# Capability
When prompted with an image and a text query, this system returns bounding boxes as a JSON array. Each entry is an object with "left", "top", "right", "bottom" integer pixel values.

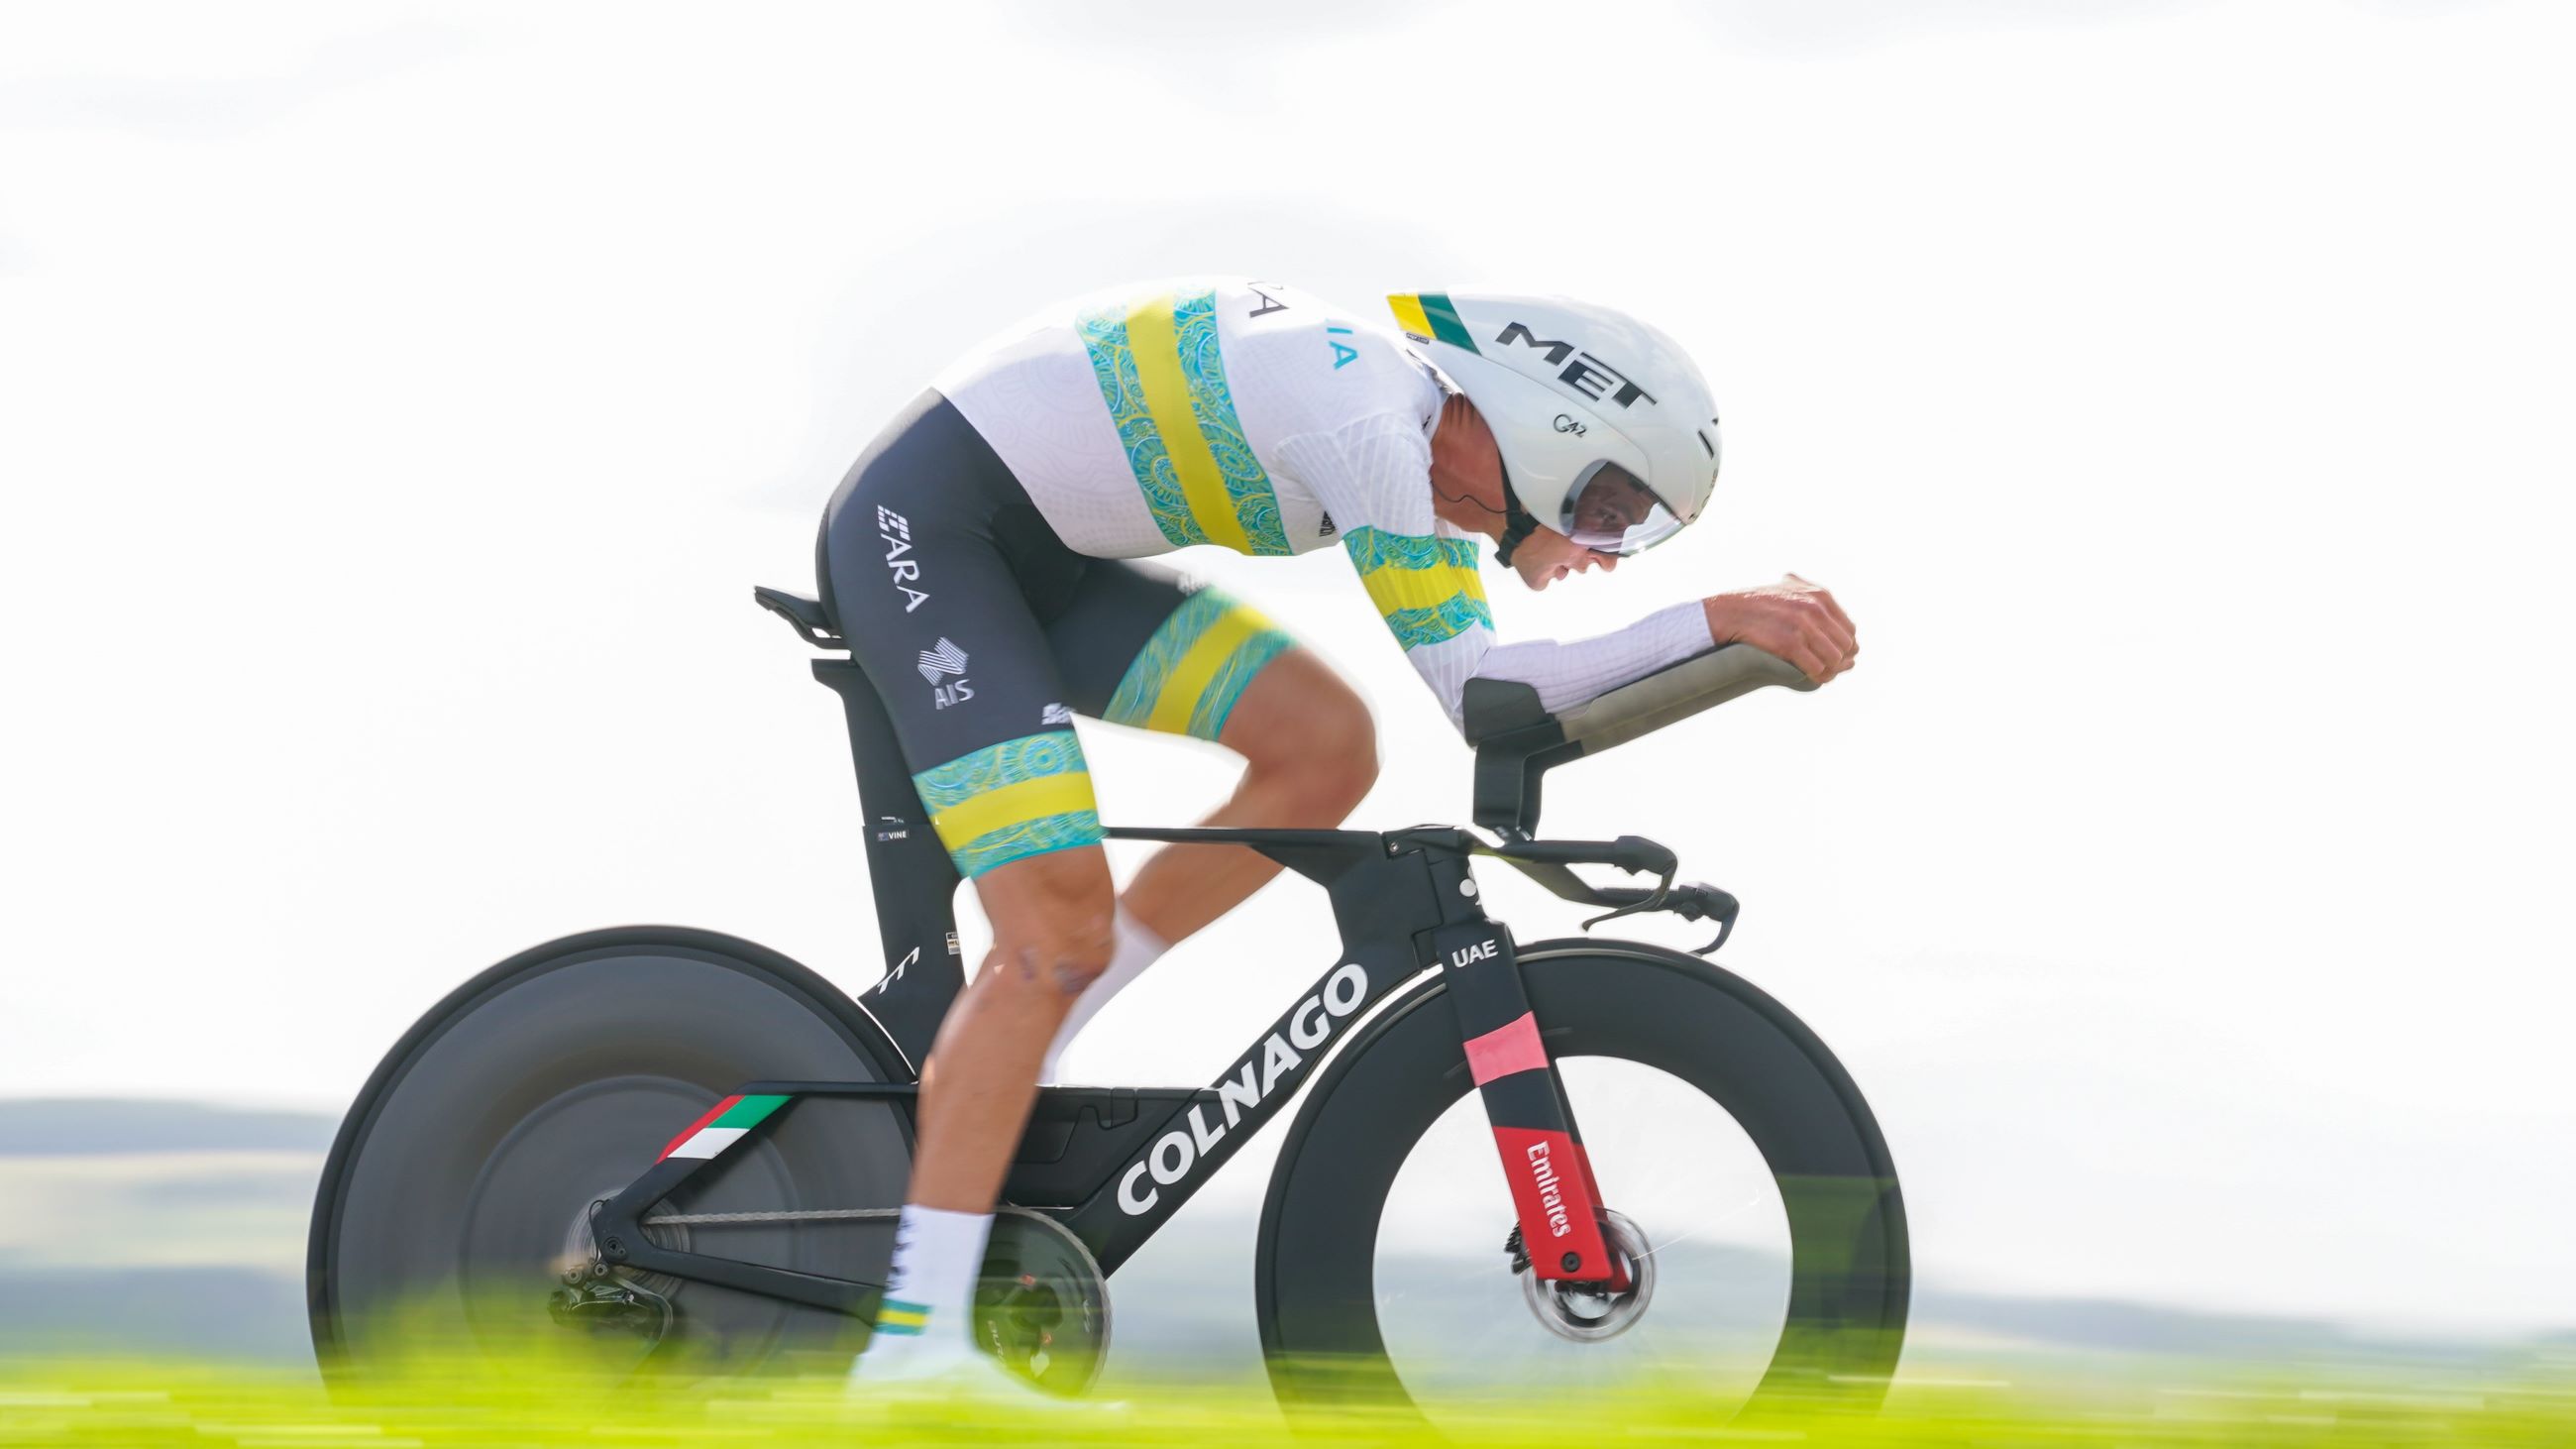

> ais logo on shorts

[{"left": 916, "top": 638, "right": 973, "bottom": 710}]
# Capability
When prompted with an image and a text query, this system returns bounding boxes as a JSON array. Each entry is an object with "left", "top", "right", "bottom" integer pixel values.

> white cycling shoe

[{"left": 844, "top": 1335, "right": 1119, "bottom": 1412}]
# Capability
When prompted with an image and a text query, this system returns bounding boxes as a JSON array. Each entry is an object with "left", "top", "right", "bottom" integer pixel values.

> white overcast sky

[{"left": 3, "top": 0, "right": 2570, "bottom": 1338}]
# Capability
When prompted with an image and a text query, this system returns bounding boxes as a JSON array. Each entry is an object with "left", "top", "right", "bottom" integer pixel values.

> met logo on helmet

[
  {"left": 1394, "top": 288, "right": 1720, "bottom": 554},
  {"left": 1493, "top": 321, "right": 1660, "bottom": 410}
]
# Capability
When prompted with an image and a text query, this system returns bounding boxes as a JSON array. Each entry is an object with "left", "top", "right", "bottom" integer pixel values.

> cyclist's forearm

[{"left": 1463, "top": 600, "right": 1711, "bottom": 718}]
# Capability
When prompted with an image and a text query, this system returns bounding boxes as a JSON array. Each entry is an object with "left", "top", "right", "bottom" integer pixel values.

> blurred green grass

[{"left": 2, "top": 1352, "right": 2570, "bottom": 1447}]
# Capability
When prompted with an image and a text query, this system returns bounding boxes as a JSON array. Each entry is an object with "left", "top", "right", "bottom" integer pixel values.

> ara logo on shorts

[
  {"left": 877, "top": 506, "right": 929, "bottom": 613},
  {"left": 1117, "top": 962, "right": 1369, "bottom": 1216},
  {"left": 917, "top": 638, "right": 974, "bottom": 710}
]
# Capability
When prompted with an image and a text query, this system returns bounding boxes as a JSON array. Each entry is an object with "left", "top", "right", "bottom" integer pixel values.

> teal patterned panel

[
  {"left": 1382, "top": 592, "right": 1495, "bottom": 649},
  {"left": 1101, "top": 590, "right": 1295, "bottom": 741},
  {"left": 1342, "top": 526, "right": 1479, "bottom": 574},
  {"left": 1171, "top": 289, "right": 1292, "bottom": 556},
  {"left": 1189, "top": 628, "right": 1294, "bottom": 739},
  {"left": 912, "top": 731, "right": 1105, "bottom": 878},
  {"left": 1103, "top": 590, "right": 1232, "bottom": 728},
  {"left": 947, "top": 810, "right": 1105, "bottom": 879},
  {"left": 1077, "top": 306, "right": 1205, "bottom": 549},
  {"left": 911, "top": 731, "right": 1085, "bottom": 809}
]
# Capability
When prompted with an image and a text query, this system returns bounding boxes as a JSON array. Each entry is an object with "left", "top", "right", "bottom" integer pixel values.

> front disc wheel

[{"left": 1258, "top": 942, "right": 1908, "bottom": 1433}]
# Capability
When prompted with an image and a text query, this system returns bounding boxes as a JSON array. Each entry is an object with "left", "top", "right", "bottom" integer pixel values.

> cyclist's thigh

[
  {"left": 1044, "top": 564, "right": 1303, "bottom": 744},
  {"left": 818, "top": 392, "right": 1102, "bottom": 881}
]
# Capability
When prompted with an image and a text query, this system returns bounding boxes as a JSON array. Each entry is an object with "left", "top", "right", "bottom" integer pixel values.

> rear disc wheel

[{"left": 308, "top": 928, "right": 912, "bottom": 1385}]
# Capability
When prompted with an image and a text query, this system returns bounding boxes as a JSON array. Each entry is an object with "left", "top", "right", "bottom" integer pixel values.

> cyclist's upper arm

[
  {"left": 1283, "top": 411, "right": 1719, "bottom": 733},
  {"left": 1280, "top": 414, "right": 1498, "bottom": 731}
]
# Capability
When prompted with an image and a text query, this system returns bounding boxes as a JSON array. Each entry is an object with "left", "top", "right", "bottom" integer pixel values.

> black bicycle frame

[
  {"left": 597, "top": 825, "right": 1492, "bottom": 1306},
  {"left": 587, "top": 630, "right": 1649, "bottom": 1319}
]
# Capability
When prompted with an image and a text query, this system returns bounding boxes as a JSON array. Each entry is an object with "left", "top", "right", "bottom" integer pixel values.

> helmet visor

[{"left": 1560, "top": 462, "right": 1684, "bottom": 555}]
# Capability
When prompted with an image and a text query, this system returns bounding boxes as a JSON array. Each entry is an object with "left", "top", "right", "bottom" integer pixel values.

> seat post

[{"left": 810, "top": 658, "right": 965, "bottom": 1069}]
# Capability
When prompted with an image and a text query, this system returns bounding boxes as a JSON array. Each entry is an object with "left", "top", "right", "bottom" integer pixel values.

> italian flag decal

[{"left": 657, "top": 1093, "right": 792, "bottom": 1161}]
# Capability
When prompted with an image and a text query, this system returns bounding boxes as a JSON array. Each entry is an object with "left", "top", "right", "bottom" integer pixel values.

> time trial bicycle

[{"left": 306, "top": 582, "right": 1908, "bottom": 1431}]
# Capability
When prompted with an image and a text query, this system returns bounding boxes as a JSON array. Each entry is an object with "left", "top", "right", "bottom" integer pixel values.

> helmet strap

[
  {"left": 1429, "top": 473, "right": 1544, "bottom": 565},
  {"left": 1504, "top": 492, "right": 1535, "bottom": 567},
  {"left": 1493, "top": 477, "right": 1545, "bottom": 568},
  {"left": 1426, "top": 403, "right": 1545, "bottom": 565}
]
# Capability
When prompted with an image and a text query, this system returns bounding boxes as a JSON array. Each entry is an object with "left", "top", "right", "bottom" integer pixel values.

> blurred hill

[
  {"left": 2, "top": 1099, "right": 2556, "bottom": 1378},
  {"left": 0, "top": 1098, "right": 338, "bottom": 1156}
]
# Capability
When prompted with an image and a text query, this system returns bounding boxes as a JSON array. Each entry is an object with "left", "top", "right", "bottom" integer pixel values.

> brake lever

[
  {"left": 1573, "top": 882, "right": 1743, "bottom": 952},
  {"left": 1577, "top": 860, "right": 1677, "bottom": 932},
  {"left": 1682, "top": 887, "right": 1742, "bottom": 955},
  {"left": 1465, "top": 835, "right": 1742, "bottom": 947}
]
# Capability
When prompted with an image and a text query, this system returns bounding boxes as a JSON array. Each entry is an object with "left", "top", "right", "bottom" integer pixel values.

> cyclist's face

[
  {"left": 1568, "top": 467, "right": 1659, "bottom": 541},
  {"left": 1509, "top": 525, "right": 1618, "bottom": 592}
]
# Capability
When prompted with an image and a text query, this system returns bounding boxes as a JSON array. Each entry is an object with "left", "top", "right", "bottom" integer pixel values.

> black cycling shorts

[{"left": 816, "top": 390, "right": 1295, "bottom": 879}]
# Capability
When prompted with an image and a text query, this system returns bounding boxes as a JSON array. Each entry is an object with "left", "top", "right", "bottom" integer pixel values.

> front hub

[{"left": 1520, "top": 1209, "right": 1657, "bottom": 1342}]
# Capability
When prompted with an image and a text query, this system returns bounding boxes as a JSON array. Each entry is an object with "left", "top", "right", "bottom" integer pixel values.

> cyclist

[{"left": 815, "top": 280, "right": 1858, "bottom": 1390}]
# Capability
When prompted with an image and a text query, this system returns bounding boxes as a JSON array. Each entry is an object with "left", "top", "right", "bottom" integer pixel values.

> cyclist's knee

[
  {"left": 973, "top": 847, "right": 1116, "bottom": 994},
  {"left": 1235, "top": 656, "right": 1378, "bottom": 815},
  {"left": 1300, "top": 697, "right": 1378, "bottom": 812},
  {"left": 986, "top": 844, "right": 1111, "bottom": 906}
]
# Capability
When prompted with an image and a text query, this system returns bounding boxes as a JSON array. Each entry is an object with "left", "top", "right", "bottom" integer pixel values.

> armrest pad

[
  {"left": 1553, "top": 644, "right": 1813, "bottom": 755},
  {"left": 1464, "top": 644, "right": 1811, "bottom": 835}
]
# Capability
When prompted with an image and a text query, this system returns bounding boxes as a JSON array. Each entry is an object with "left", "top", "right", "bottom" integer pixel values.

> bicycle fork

[{"left": 1430, "top": 920, "right": 1626, "bottom": 1285}]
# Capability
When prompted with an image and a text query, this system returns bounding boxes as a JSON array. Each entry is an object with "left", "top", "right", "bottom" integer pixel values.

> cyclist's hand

[{"left": 1702, "top": 575, "right": 1858, "bottom": 684}]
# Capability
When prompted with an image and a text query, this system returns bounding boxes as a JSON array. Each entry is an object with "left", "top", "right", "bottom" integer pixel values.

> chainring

[
  {"left": 578, "top": 1199, "right": 1109, "bottom": 1393},
  {"left": 972, "top": 1209, "right": 1113, "bottom": 1396}
]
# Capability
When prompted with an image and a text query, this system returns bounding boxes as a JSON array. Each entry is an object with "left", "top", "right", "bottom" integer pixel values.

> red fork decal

[
  {"left": 1491, "top": 1126, "right": 1613, "bottom": 1281},
  {"left": 1463, "top": 1011, "right": 1549, "bottom": 1084}
]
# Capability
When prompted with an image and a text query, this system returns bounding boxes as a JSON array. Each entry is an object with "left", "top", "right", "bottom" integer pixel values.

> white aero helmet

[{"left": 1388, "top": 290, "right": 1720, "bottom": 557}]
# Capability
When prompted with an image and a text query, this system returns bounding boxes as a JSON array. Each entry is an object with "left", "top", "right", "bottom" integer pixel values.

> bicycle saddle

[{"left": 753, "top": 586, "right": 843, "bottom": 649}]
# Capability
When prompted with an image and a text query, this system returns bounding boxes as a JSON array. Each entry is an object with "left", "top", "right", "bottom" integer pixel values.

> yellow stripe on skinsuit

[
  {"left": 1358, "top": 560, "right": 1485, "bottom": 620},
  {"left": 925, "top": 771, "right": 1099, "bottom": 856},
  {"left": 1388, "top": 292, "right": 1434, "bottom": 339},
  {"left": 1144, "top": 607, "right": 1272, "bottom": 736},
  {"left": 1125, "top": 296, "right": 1254, "bottom": 555}
]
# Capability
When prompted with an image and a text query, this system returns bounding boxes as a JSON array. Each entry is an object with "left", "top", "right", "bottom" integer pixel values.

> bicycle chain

[{"left": 642, "top": 1206, "right": 899, "bottom": 1226}]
